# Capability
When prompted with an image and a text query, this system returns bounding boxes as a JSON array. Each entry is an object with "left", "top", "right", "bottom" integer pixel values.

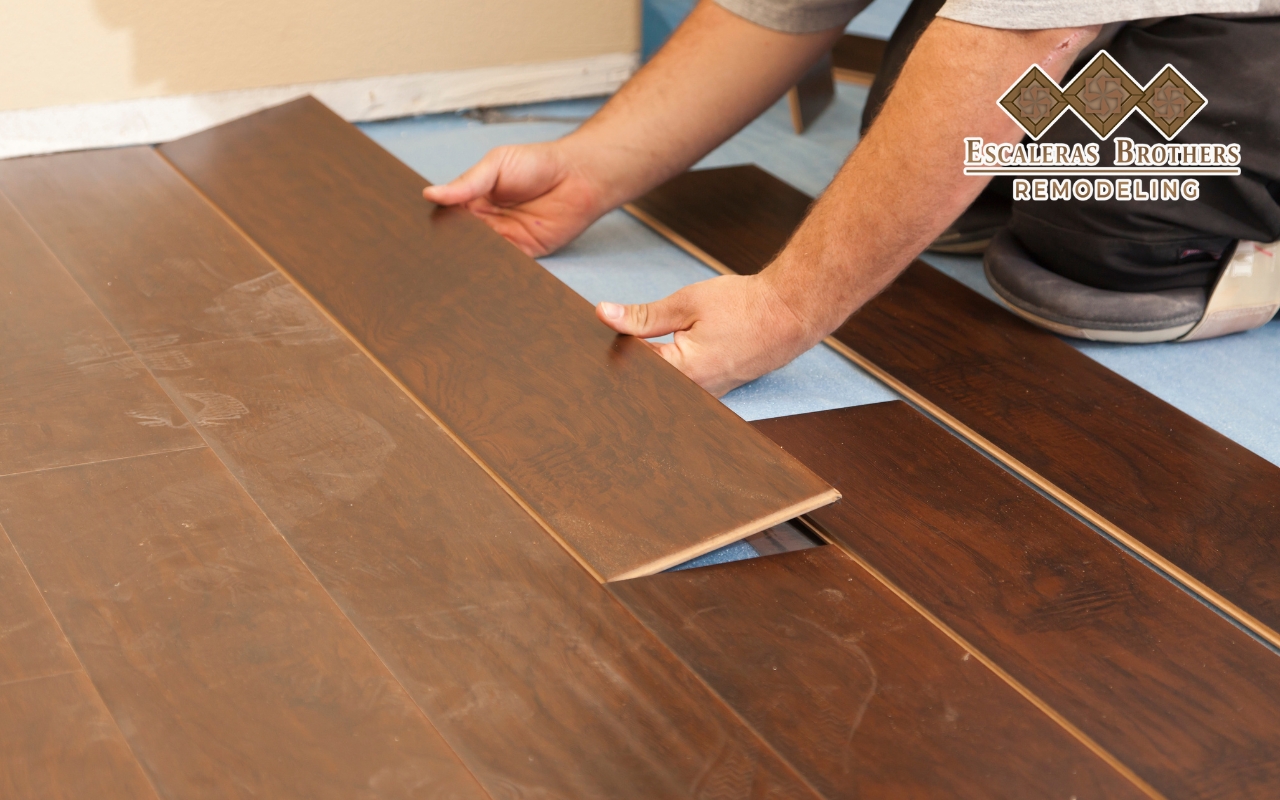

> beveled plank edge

[
  {"left": 154, "top": 148, "right": 613, "bottom": 585},
  {"left": 0, "top": 444, "right": 208, "bottom": 481},
  {"left": 623, "top": 201, "right": 1280, "bottom": 651},
  {"left": 789, "top": 517, "right": 1165, "bottom": 800},
  {"left": 609, "top": 487, "right": 840, "bottom": 581},
  {"left": 0, "top": 519, "right": 164, "bottom": 798}
]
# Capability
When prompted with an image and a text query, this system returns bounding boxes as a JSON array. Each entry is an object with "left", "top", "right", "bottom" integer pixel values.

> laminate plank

[
  {"left": 787, "top": 52, "right": 835, "bottom": 134},
  {"left": 0, "top": 523, "right": 79, "bottom": 685},
  {"left": 0, "top": 191, "right": 203, "bottom": 476},
  {"left": 756, "top": 402, "right": 1280, "bottom": 800},
  {"left": 0, "top": 447, "right": 488, "bottom": 800},
  {"left": 1, "top": 145, "right": 820, "bottom": 799},
  {"left": 155, "top": 97, "right": 837, "bottom": 582},
  {"left": 0, "top": 671, "right": 158, "bottom": 799},
  {"left": 626, "top": 164, "right": 1280, "bottom": 647},
  {"left": 611, "top": 546, "right": 1147, "bottom": 800},
  {"left": 831, "top": 34, "right": 886, "bottom": 85}
]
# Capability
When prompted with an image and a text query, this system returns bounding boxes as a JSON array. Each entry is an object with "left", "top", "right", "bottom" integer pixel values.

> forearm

[
  {"left": 762, "top": 18, "right": 1098, "bottom": 337},
  {"left": 565, "top": 0, "right": 844, "bottom": 210}
]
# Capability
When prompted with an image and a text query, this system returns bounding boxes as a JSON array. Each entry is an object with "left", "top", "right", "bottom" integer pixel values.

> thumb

[
  {"left": 422, "top": 153, "right": 502, "bottom": 206},
  {"left": 596, "top": 294, "right": 692, "bottom": 339}
]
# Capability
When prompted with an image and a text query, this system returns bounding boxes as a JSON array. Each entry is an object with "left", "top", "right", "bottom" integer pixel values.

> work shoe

[
  {"left": 985, "top": 230, "right": 1280, "bottom": 342},
  {"left": 984, "top": 229, "right": 1207, "bottom": 342}
]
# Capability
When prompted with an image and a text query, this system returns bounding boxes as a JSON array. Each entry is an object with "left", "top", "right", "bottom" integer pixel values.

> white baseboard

[{"left": 0, "top": 52, "right": 637, "bottom": 160}]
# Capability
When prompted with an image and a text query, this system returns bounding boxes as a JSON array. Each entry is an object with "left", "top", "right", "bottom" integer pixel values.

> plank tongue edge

[{"left": 608, "top": 487, "right": 841, "bottom": 581}]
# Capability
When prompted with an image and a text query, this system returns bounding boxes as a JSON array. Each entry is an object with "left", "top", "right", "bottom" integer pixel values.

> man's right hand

[{"left": 423, "top": 141, "right": 607, "bottom": 257}]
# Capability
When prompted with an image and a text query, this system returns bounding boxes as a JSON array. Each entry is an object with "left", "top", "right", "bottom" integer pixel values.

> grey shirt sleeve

[
  {"left": 715, "top": 0, "right": 1275, "bottom": 34},
  {"left": 936, "top": 0, "right": 1268, "bottom": 28},
  {"left": 713, "top": 0, "right": 873, "bottom": 33}
]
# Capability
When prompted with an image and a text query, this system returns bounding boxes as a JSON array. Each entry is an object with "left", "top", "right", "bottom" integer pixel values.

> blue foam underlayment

[{"left": 360, "top": 78, "right": 1279, "bottom": 571}]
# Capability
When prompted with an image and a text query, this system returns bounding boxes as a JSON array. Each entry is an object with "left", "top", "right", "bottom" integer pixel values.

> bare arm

[
  {"left": 423, "top": 0, "right": 843, "bottom": 256},
  {"left": 599, "top": 17, "right": 1100, "bottom": 394}
]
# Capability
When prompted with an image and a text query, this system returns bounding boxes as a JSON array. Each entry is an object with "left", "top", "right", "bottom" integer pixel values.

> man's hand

[
  {"left": 597, "top": 18, "right": 1099, "bottom": 395},
  {"left": 423, "top": 142, "right": 606, "bottom": 257},
  {"left": 594, "top": 273, "right": 818, "bottom": 397},
  {"left": 424, "top": 1, "right": 843, "bottom": 257}
]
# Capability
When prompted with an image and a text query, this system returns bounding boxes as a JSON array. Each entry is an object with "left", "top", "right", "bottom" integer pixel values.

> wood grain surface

[
  {"left": 0, "top": 447, "right": 488, "bottom": 800},
  {"left": 0, "top": 192, "right": 203, "bottom": 476},
  {"left": 0, "top": 671, "right": 158, "bottom": 799},
  {"left": 757, "top": 402, "right": 1280, "bottom": 800},
  {"left": 154, "top": 97, "right": 836, "bottom": 582},
  {"left": 787, "top": 52, "right": 835, "bottom": 134},
  {"left": 1, "top": 145, "right": 821, "bottom": 799},
  {"left": 611, "top": 546, "right": 1146, "bottom": 800},
  {"left": 626, "top": 164, "right": 1280, "bottom": 647},
  {"left": 0, "top": 524, "right": 79, "bottom": 685},
  {"left": 831, "top": 34, "right": 886, "bottom": 85}
]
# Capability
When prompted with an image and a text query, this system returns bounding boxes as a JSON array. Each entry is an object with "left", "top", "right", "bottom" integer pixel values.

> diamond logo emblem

[
  {"left": 1137, "top": 65, "right": 1206, "bottom": 139},
  {"left": 998, "top": 65, "right": 1068, "bottom": 139},
  {"left": 1063, "top": 52, "right": 1144, "bottom": 139}
]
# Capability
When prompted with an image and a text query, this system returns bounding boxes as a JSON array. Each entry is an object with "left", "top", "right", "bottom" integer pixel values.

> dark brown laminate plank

[
  {"left": 0, "top": 145, "right": 820, "bottom": 799},
  {"left": 611, "top": 546, "right": 1147, "bottom": 800},
  {"left": 787, "top": 52, "right": 835, "bottom": 134},
  {"left": 755, "top": 402, "right": 1280, "bottom": 800},
  {"left": 0, "top": 191, "right": 203, "bottom": 476},
  {"left": 831, "top": 34, "right": 886, "bottom": 84},
  {"left": 155, "top": 97, "right": 837, "bottom": 582},
  {"left": 626, "top": 164, "right": 1280, "bottom": 647},
  {"left": 0, "top": 671, "right": 158, "bottom": 799},
  {"left": 0, "top": 523, "right": 79, "bottom": 685},
  {"left": 0, "top": 447, "right": 488, "bottom": 800}
]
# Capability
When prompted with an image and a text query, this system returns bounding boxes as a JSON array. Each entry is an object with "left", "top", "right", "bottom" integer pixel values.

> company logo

[
  {"left": 968, "top": 51, "right": 1236, "bottom": 202},
  {"left": 999, "top": 52, "right": 1206, "bottom": 141}
]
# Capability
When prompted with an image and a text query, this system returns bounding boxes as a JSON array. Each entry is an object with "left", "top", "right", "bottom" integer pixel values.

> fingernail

[{"left": 600, "top": 302, "right": 624, "bottom": 321}]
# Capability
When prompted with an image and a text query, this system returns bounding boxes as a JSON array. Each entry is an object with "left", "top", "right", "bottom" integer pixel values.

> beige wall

[{"left": 0, "top": 0, "right": 638, "bottom": 112}]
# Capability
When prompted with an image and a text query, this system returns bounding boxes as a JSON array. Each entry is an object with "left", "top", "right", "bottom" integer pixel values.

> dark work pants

[{"left": 865, "top": 5, "right": 1280, "bottom": 292}]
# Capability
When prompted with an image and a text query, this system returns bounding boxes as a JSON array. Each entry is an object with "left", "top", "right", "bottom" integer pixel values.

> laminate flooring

[
  {"left": 0, "top": 193, "right": 203, "bottom": 475},
  {"left": 0, "top": 145, "right": 820, "bottom": 799},
  {"left": 611, "top": 546, "right": 1146, "bottom": 799},
  {"left": 157, "top": 97, "right": 837, "bottom": 582},
  {"left": 626, "top": 164, "right": 1280, "bottom": 647},
  {"left": 0, "top": 448, "right": 488, "bottom": 799},
  {"left": 756, "top": 402, "right": 1280, "bottom": 800},
  {"left": 3, "top": 99, "right": 1274, "bottom": 799}
]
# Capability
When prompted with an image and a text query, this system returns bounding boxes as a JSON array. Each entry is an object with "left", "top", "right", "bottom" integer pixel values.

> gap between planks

[{"left": 624, "top": 201, "right": 1280, "bottom": 652}]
